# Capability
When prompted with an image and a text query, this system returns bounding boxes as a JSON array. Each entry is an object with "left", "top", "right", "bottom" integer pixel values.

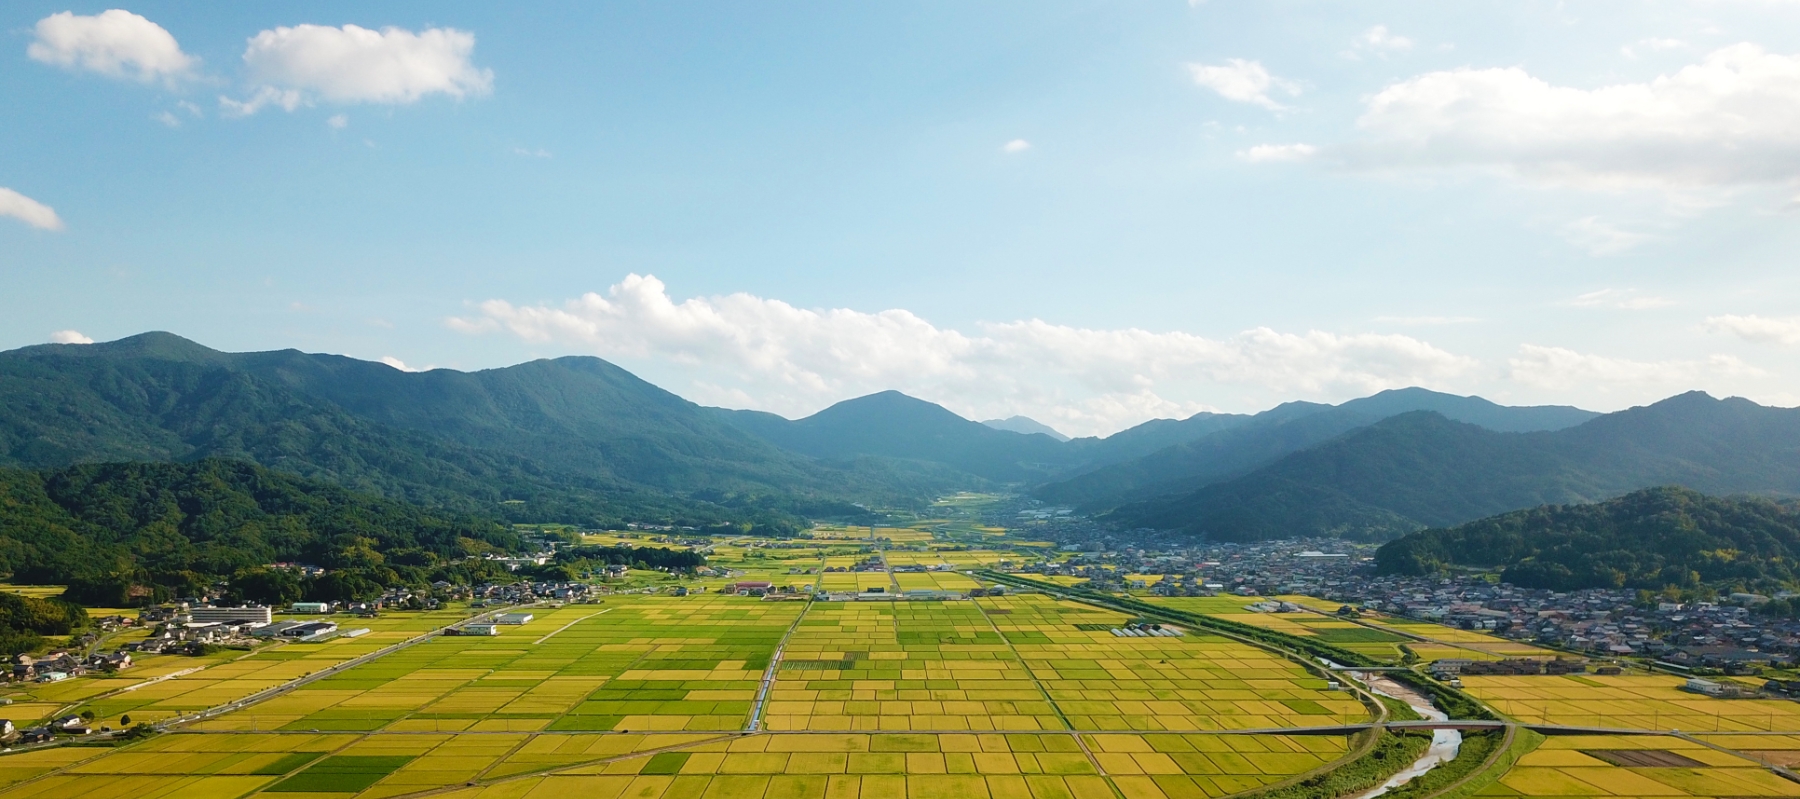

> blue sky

[{"left": 7, "top": 1, "right": 1800, "bottom": 435}]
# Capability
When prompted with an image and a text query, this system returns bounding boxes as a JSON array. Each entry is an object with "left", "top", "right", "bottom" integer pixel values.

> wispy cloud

[
  {"left": 1345, "top": 25, "right": 1414, "bottom": 59},
  {"left": 1705, "top": 314, "right": 1800, "bottom": 345},
  {"left": 1621, "top": 37, "right": 1687, "bottom": 59},
  {"left": 1002, "top": 139, "right": 1032, "bottom": 154},
  {"left": 1187, "top": 59, "right": 1300, "bottom": 111},
  {"left": 1561, "top": 217, "right": 1650, "bottom": 256},
  {"left": 1569, "top": 288, "right": 1675, "bottom": 310},
  {"left": 1510, "top": 345, "right": 1762, "bottom": 391},
  {"left": 1238, "top": 143, "right": 1316, "bottom": 163},
  {"left": 0, "top": 188, "right": 64, "bottom": 231}
]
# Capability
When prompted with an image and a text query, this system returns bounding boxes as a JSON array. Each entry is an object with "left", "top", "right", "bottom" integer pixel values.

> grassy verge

[
  {"left": 1237, "top": 731, "right": 1434, "bottom": 799},
  {"left": 1421, "top": 728, "right": 1542, "bottom": 799},
  {"left": 1379, "top": 694, "right": 1424, "bottom": 722}
]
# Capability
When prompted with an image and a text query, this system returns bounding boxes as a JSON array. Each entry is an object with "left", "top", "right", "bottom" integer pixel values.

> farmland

[{"left": 8, "top": 517, "right": 1800, "bottom": 799}]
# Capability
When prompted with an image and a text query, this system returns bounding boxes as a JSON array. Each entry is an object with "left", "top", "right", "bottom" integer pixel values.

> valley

[{"left": 1, "top": 496, "right": 1799, "bottom": 799}]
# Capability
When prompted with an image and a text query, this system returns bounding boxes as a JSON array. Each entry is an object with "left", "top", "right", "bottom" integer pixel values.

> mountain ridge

[{"left": 1103, "top": 394, "right": 1800, "bottom": 541}]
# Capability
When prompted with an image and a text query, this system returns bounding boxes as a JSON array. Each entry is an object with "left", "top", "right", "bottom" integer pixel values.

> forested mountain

[
  {"left": 0, "top": 333, "right": 933, "bottom": 526},
  {"left": 1036, "top": 388, "right": 1597, "bottom": 509},
  {"left": 0, "top": 459, "right": 523, "bottom": 603},
  {"left": 23, "top": 331, "right": 1764, "bottom": 550},
  {"left": 712, "top": 391, "right": 1078, "bottom": 482},
  {"left": 1105, "top": 394, "right": 1800, "bottom": 541},
  {"left": 1375, "top": 487, "right": 1800, "bottom": 592}
]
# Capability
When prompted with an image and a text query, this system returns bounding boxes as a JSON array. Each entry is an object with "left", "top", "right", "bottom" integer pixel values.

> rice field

[
  {"left": 986, "top": 595, "right": 1368, "bottom": 731},
  {"left": 0, "top": 728, "right": 1348, "bottom": 799},
  {"left": 186, "top": 597, "right": 797, "bottom": 734},
  {"left": 30, "top": 531, "right": 1800, "bottom": 799},
  {"left": 1150, "top": 598, "right": 1411, "bottom": 664},
  {"left": 1489, "top": 734, "right": 1800, "bottom": 797},
  {"left": 0, "top": 588, "right": 1384, "bottom": 799},
  {"left": 1460, "top": 674, "right": 1800, "bottom": 731}
]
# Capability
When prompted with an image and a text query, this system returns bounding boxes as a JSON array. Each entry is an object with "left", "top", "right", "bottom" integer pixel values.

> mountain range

[
  {"left": 1101, "top": 392, "right": 1800, "bottom": 540},
  {"left": 4, "top": 332, "right": 1797, "bottom": 543}
]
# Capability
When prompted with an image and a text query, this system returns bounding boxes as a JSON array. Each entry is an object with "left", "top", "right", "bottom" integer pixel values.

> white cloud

[
  {"left": 512, "top": 147, "right": 552, "bottom": 158},
  {"left": 1347, "top": 25, "right": 1414, "bottom": 59},
  {"left": 448, "top": 274, "right": 1475, "bottom": 436},
  {"left": 0, "top": 188, "right": 64, "bottom": 231},
  {"left": 49, "top": 330, "right": 93, "bottom": 345},
  {"left": 1187, "top": 59, "right": 1300, "bottom": 111},
  {"left": 155, "top": 111, "right": 181, "bottom": 128},
  {"left": 227, "top": 23, "right": 492, "bottom": 114},
  {"left": 1002, "top": 139, "right": 1032, "bottom": 153},
  {"left": 327, "top": 114, "right": 348, "bottom": 129},
  {"left": 1238, "top": 143, "right": 1317, "bottom": 163},
  {"left": 28, "top": 9, "right": 195, "bottom": 84},
  {"left": 379, "top": 356, "right": 432, "bottom": 372},
  {"left": 1348, "top": 44, "right": 1800, "bottom": 190},
  {"left": 1561, "top": 217, "right": 1650, "bottom": 256},
  {"left": 1705, "top": 314, "right": 1800, "bottom": 345},
  {"left": 1568, "top": 288, "right": 1675, "bottom": 310},
  {"left": 1509, "top": 344, "right": 1760, "bottom": 391}
]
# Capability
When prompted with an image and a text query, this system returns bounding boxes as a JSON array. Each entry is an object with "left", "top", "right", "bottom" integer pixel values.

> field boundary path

[
  {"left": 747, "top": 599, "right": 810, "bottom": 731},
  {"left": 969, "top": 595, "right": 1130, "bottom": 799},
  {"left": 533, "top": 608, "right": 613, "bottom": 644}
]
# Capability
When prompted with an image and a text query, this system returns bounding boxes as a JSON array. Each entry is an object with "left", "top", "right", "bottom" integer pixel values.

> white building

[{"left": 189, "top": 606, "right": 273, "bottom": 625}]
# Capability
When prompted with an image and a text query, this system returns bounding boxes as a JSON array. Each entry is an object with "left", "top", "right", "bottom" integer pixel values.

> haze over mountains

[{"left": 4, "top": 332, "right": 1798, "bottom": 542}]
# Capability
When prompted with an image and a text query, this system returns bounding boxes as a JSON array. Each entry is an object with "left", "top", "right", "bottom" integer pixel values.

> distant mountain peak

[
  {"left": 981, "top": 416, "right": 1070, "bottom": 442},
  {"left": 17, "top": 330, "right": 227, "bottom": 364}
]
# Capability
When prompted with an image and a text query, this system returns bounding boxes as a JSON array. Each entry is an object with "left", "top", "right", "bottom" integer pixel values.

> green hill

[
  {"left": 0, "top": 333, "right": 938, "bottom": 526},
  {"left": 712, "top": 390, "right": 1081, "bottom": 483},
  {"left": 1375, "top": 487, "right": 1800, "bottom": 591},
  {"left": 0, "top": 459, "right": 523, "bottom": 604},
  {"left": 1103, "top": 394, "right": 1800, "bottom": 541}
]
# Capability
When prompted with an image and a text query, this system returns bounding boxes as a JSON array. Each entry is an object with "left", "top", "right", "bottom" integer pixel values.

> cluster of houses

[
  {"left": 1317, "top": 577, "right": 1800, "bottom": 671},
  {"left": 1, "top": 714, "right": 112, "bottom": 743},
  {"left": 9, "top": 650, "right": 132, "bottom": 684},
  {"left": 467, "top": 580, "right": 598, "bottom": 606},
  {"left": 822, "top": 558, "right": 888, "bottom": 574},
  {"left": 988, "top": 528, "right": 1800, "bottom": 682},
  {"left": 1428, "top": 657, "right": 1617, "bottom": 679}
]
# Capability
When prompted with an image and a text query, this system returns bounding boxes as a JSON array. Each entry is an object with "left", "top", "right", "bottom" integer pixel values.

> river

[{"left": 1348, "top": 671, "right": 1463, "bottom": 799}]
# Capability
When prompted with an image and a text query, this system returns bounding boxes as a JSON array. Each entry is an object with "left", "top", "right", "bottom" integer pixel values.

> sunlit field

[
  {"left": 1492, "top": 734, "right": 1800, "bottom": 797},
  {"left": 9, "top": 527, "right": 1800, "bottom": 799},
  {"left": 1461, "top": 674, "right": 1800, "bottom": 731}
]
